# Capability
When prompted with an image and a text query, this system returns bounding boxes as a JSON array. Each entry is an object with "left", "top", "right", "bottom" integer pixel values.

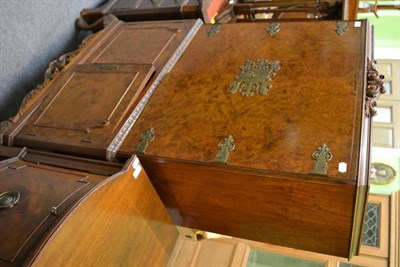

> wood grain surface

[
  {"left": 32, "top": 156, "right": 178, "bottom": 267},
  {"left": 10, "top": 20, "right": 198, "bottom": 160},
  {"left": 119, "top": 21, "right": 367, "bottom": 180},
  {"left": 0, "top": 157, "right": 106, "bottom": 267},
  {"left": 138, "top": 155, "right": 358, "bottom": 258}
]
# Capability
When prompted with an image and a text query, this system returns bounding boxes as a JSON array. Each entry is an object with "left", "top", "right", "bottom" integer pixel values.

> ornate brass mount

[
  {"left": 215, "top": 135, "right": 235, "bottom": 164},
  {"left": 0, "top": 191, "right": 20, "bottom": 209},
  {"left": 134, "top": 128, "right": 155, "bottom": 153},
  {"left": 335, "top": 21, "right": 348, "bottom": 36},
  {"left": 208, "top": 23, "right": 220, "bottom": 36},
  {"left": 267, "top": 23, "right": 280, "bottom": 37},
  {"left": 311, "top": 144, "right": 333, "bottom": 175},
  {"left": 229, "top": 59, "right": 280, "bottom": 96},
  {"left": 366, "top": 58, "right": 386, "bottom": 117}
]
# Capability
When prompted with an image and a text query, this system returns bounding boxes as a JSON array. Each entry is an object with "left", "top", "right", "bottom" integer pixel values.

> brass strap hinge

[
  {"left": 335, "top": 21, "right": 348, "bottom": 36},
  {"left": 215, "top": 135, "right": 235, "bottom": 164},
  {"left": 311, "top": 143, "right": 332, "bottom": 175},
  {"left": 208, "top": 23, "right": 220, "bottom": 36},
  {"left": 134, "top": 128, "right": 155, "bottom": 153},
  {"left": 267, "top": 22, "right": 280, "bottom": 37}
]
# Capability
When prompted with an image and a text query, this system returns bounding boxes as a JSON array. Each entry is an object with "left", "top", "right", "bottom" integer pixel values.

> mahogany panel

[
  {"left": 0, "top": 158, "right": 106, "bottom": 267},
  {"left": 32, "top": 156, "right": 178, "bottom": 267},
  {"left": 137, "top": 155, "right": 357, "bottom": 258}
]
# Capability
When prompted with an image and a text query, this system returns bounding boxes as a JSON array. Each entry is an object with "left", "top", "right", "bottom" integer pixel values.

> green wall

[
  {"left": 358, "top": 10, "right": 400, "bottom": 48},
  {"left": 369, "top": 147, "right": 400, "bottom": 195}
]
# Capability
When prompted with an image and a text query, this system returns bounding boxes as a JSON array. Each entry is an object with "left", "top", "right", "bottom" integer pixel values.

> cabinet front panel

[{"left": 0, "top": 160, "right": 105, "bottom": 264}]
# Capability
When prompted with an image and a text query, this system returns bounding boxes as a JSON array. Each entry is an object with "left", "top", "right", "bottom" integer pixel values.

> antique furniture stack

[
  {"left": 0, "top": 15, "right": 385, "bottom": 266},
  {"left": 76, "top": 0, "right": 229, "bottom": 30}
]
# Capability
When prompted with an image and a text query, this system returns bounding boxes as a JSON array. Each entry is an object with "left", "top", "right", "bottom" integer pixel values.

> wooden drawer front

[
  {"left": 119, "top": 21, "right": 369, "bottom": 181},
  {"left": 14, "top": 64, "right": 154, "bottom": 158},
  {"left": 84, "top": 23, "right": 185, "bottom": 66},
  {"left": 0, "top": 159, "right": 105, "bottom": 265}
]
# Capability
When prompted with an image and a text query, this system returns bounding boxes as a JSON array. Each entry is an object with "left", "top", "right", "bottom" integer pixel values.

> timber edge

[{"left": 0, "top": 16, "right": 119, "bottom": 145}]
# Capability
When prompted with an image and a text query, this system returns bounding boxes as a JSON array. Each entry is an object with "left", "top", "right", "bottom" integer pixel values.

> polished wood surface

[
  {"left": 138, "top": 155, "right": 359, "bottom": 258},
  {"left": 116, "top": 21, "right": 372, "bottom": 258},
  {"left": 8, "top": 20, "right": 198, "bottom": 159},
  {"left": 0, "top": 154, "right": 106, "bottom": 267},
  {"left": 119, "top": 21, "right": 367, "bottom": 180},
  {"left": 32, "top": 156, "right": 178, "bottom": 267}
]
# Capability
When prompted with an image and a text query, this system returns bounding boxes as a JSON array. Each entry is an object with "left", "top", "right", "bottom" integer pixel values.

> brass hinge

[
  {"left": 267, "top": 22, "right": 280, "bottom": 37},
  {"left": 215, "top": 135, "right": 235, "bottom": 164},
  {"left": 208, "top": 23, "right": 220, "bottom": 36},
  {"left": 134, "top": 128, "right": 155, "bottom": 153},
  {"left": 311, "top": 143, "right": 333, "bottom": 175},
  {"left": 335, "top": 21, "right": 348, "bottom": 36}
]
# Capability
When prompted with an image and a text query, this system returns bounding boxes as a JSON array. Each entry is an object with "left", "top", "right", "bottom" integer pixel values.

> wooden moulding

[{"left": 0, "top": 17, "right": 121, "bottom": 146}]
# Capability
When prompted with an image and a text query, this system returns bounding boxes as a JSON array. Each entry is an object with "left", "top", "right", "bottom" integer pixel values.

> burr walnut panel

[{"left": 119, "top": 21, "right": 367, "bottom": 180}]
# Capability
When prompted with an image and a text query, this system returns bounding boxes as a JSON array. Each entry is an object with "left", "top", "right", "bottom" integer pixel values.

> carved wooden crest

[
  {"left": 366, "top": 58, "right": 386, "bottom": 117},
  {"left": 229, "top": 59, "right": 280, "bottom": 96}
]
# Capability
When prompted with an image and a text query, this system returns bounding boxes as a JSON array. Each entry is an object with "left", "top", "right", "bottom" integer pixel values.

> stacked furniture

[{"left": 0, "top": 17, "right": 385, "bottom": 266}]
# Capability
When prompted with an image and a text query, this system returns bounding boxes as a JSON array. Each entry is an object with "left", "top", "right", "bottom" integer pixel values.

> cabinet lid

[{"left": 118, "top": 21, "right": 371, "bottom": 181}]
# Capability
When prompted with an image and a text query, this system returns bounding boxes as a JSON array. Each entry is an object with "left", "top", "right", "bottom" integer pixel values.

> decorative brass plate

[
  {"left": 215, "top": 135, "right": 235, "bottom": 164},
  {"left": 267, "top": 22, "right": 280, "bottom": 37},
  {"left": 311, "top": 144, "right": 332, "bottom": 175},
  {"left": 229, "top": 59, "right": 280, "bottom": 96},
  {"left": 335, "top": 21, "right": 348, "bottom": 36},
  {"left": 208, "top": 23, "right": 220, "bottom": 36},
  {"left": 134, "top": 128, "right": 155, "bottom": 153}
]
